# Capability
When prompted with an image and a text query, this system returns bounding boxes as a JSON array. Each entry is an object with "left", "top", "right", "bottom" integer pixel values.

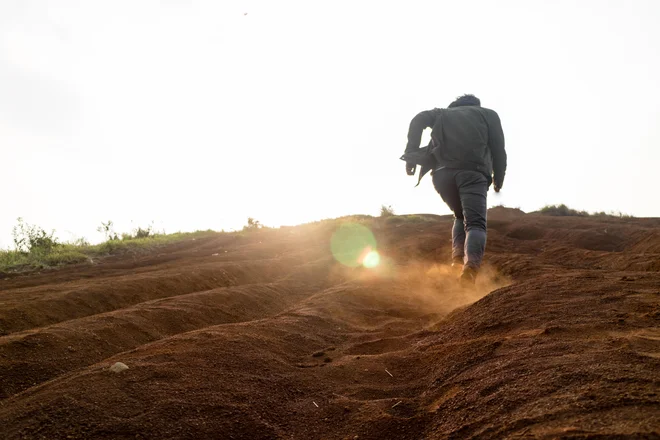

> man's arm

[
  {"left": 487, "top": 110, "right": 507, "bottom": 191},
  {"left": 405, "top": 109, "right": 438, "bottom": 153}
]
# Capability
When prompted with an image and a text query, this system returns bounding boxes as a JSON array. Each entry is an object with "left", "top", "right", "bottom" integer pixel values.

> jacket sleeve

[
  {"left": 405, "top": 109, "right": 438, "bottom": 153},
  {"left": 487, "top": 111, "right": 507, "bottom": 188}
]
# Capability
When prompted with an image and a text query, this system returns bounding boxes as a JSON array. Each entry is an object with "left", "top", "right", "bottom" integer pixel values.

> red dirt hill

[{"left": 1, "top": 209, "right": 658, "bottom": 439}]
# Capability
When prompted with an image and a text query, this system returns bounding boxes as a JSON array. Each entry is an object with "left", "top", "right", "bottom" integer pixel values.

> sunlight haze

[{"left": 1, "top": 0, "right": 659, "bottom": 247}]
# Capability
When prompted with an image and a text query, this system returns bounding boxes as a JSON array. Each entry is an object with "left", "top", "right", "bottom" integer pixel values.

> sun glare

[
  {"left": 330, "top": 222, "right": 379, "bottom": 268},
  {"left": 362, "top": 250, "right": 380, "bottom": 268}
]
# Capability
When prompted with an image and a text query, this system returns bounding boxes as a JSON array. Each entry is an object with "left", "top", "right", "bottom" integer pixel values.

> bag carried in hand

[{"left": 399, "top": 110, "right": 444, "bottom": 187}]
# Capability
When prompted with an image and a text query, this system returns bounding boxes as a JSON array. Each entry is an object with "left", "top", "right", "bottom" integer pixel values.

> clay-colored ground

[{"left": 1, "top": 208, "right": 658, "bottom": 439}]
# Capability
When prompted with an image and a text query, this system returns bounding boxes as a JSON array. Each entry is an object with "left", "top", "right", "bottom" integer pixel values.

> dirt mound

[
  {"left": 0, "top": 214, "right": 658, "bottom": 439},
  {"left": 487, "top": 206, "right": 526, "bottom": 221},
  {"left": 506, "top": 224, "right": 545, "bottom": 240}
]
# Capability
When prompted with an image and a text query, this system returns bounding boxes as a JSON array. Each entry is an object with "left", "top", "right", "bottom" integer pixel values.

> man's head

[{"left": 448, "top": 94, "right": 481, "bottom": 108}]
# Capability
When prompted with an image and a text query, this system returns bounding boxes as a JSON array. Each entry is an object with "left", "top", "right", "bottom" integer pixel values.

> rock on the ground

[{"left": 109, "top": 362, "right": 129, "bottom": 373}]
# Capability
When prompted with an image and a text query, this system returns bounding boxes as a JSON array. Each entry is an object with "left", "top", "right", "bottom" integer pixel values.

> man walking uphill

[{"left": 401, "top": 94, "right": 507, "bottom": 284}]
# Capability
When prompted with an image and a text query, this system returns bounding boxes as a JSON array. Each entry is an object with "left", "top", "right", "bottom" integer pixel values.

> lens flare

[
  {"left": 362, "top": 250, "right": 380, "bottom": 268},
  {"left": 330, "top": 222, "right": 378, "bottom": 268}
]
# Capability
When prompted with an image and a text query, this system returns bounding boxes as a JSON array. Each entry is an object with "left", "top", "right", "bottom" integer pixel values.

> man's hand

[
  {"left": 406, "top": 162, "right": 416, "bottom": 176},
  {"left": 494, "top": 185, "right": 501, "bottom": 193}
]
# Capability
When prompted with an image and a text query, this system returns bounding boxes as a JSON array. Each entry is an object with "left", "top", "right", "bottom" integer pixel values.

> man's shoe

[
  {"left": 460, "top": 266, "right": 478, "bottom": 285},
  {"left": 451, "top": 257, "right": 464, "bottom": 268},
  {"left": 451, "top": 257, "right": 464, "bottom": 274}
]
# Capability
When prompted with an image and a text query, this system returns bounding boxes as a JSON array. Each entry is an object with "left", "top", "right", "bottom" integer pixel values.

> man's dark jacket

[{"left": 401, "top": 105, "right": 506, "bottom": 188}]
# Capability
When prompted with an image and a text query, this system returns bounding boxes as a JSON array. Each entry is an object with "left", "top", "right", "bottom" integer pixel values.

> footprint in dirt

[{"left": 296, "top": 347, "right": 337, "bottom": 368}]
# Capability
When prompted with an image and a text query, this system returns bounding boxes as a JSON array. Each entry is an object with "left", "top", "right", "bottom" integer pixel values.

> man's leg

[
  {"left": 451, "top": 218, "right": 466, "bottom": 264},
  {"left": 432, "top": 169, "right": 465, "bottom": 264},
  {"left": 455, "top": 170, "right": 489, "bottom": 273}
]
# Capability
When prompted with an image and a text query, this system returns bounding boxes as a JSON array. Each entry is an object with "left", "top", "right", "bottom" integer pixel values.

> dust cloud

[{"left": 342, "top": 257, "right": 511, "bottom": 320}]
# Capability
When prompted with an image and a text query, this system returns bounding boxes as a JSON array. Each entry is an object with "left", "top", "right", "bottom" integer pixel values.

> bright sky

[{"left": 1, "top": 0, "right": 659, "bottom": 248}]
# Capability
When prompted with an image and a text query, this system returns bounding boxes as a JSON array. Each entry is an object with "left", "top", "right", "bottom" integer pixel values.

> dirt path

[{"left": 1, "top": 210, "right": 658, "bottom": 439}]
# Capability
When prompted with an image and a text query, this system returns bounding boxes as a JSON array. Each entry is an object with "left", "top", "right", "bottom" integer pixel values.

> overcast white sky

[{"left": 1, "top": 0, "right": 659, "bottom": 247}]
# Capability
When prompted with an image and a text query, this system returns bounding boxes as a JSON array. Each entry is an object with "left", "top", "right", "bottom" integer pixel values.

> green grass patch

[
  {"left": 42, "top": 248, "right": 90, "bottom": 266},
  {"left": 0, "top": 249, "right": 30, "bottom": 270},
  {"left": 0, "top": 230, "right": 218, "bottom": 274},
  {"left": 385, "top": 214, "right": 437, "bottom": 225},
  {"left": 539, "top": 204, "right": 589, "bottom": 217},
  {"left": 539, "top": 204, "right": 633, "bottom": 218}
]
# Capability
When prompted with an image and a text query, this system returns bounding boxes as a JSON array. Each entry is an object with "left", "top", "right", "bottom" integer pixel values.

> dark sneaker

[
  {"left": 451, "top": 257, "right": 464, "bottom": 273},
  {"left": 460, "top": 266, "right": 478, "bottom": 286}
]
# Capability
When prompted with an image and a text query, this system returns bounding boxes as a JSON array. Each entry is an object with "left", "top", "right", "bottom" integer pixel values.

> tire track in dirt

[
  {"left": 0, "top": 270, "right": 497, "bottom": 439},
  {"left": 0, "top": 257, "right": 337, "bottom": 399},
  {"left": 0, "top": 253, "right": 330, "bottom": 336}
]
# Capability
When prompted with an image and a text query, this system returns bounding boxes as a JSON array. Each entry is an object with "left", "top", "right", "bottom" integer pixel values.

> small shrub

[
  {"left": 121, "top": 223, "right": 156, "bottom": 240},
  {"left": 540, "top": 205, "right": 634, "bottom": 218},
  {"left": 539, "top": 204, "right": 588, "bottom": 217},
  {"left": 380, "top": 205, "right": 395, "bottom": 217},
  {"left": 97, "top": 221, "right": 119, "bottom": 241},
  {"left": 133, "top": 226, "right": 153, "bottom": 239},
  {"left": 592, "top": 211, "right": 634, "bottom": 219},
  {"left": 491, "top": 204, "right": 522, "bottom": 210},
  {"left": 12, "top": 218, "right": 59, "bottom": 254},
  {"left": 243, "top": 217, "right": 262, "bottom": 231}
]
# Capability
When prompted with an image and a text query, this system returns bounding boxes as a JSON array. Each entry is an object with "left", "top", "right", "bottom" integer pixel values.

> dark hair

[{"left": 448, "top": 94, "right": 481, "bottom": 108}]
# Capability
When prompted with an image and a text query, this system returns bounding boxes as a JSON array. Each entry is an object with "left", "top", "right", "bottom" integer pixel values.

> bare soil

[{"left": 1, "top": 208, "right": 658, "bottom": 439}]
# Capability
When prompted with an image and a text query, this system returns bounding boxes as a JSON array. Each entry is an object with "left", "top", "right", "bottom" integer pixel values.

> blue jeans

[{"left": 432, "top": 168, "right": 489, "bottom": 270}]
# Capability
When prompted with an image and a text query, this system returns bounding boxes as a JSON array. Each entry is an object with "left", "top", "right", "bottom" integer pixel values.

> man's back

[{"left": 433, "top": 106, "right": 506, "bottom": 189}]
